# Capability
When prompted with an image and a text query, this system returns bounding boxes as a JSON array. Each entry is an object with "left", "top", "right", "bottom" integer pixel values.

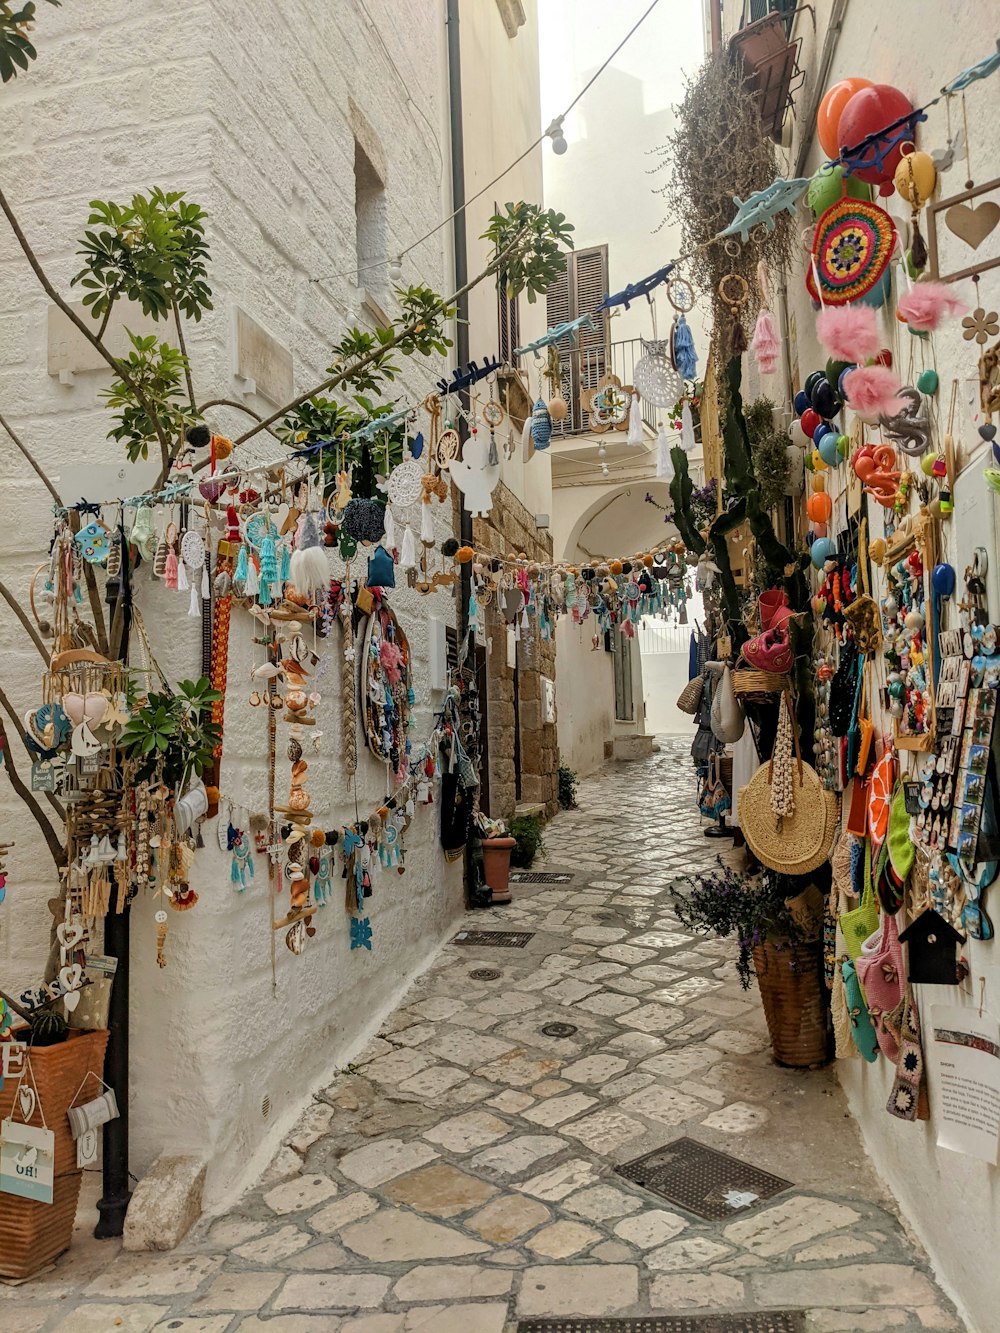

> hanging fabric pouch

[
  {"left": 711, "top": 665, "right": 745, "bottom": 743},
  {"left": 846, "top": 775, "right": 869, "bottom": 838},
  {"left": 698, "top": 754, "right": 731, "bottom": 820},
  {"left": 856, "top": 909, "right": 906, "bottom": 1059},
  {"left": 842, "top": 957, "right": 880, "bottom": 1062}
]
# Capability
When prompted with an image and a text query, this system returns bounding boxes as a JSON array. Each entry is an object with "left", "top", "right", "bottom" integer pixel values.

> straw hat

[{"left": 739, "top": 762, "right": 839, "bottom": 875}]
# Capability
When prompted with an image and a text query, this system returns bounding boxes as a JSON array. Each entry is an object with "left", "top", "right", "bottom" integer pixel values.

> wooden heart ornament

[
  {"left": 946, "top": 201, "right": 1000, "bottom": 250},
  {"left": 17, "top": 1084, "right": 36, "bottom": 1122}
]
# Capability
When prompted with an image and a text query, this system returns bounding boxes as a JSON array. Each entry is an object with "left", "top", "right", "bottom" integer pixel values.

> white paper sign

[
  {"left": 0, "top": 1119, "right": 54, "bottom": 1203},
  {"left": 928, "top": 1003, "right": 1000, "bottom": 1163}
]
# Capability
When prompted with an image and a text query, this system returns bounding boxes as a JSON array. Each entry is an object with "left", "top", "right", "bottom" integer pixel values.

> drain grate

[
  {"left": 540, "top": 1022, "right": 578, "bottom": 1037},
  {"left": 615, "top": 1137, "right": 792, "bottom": 1221},
  {"left": 469, "top": 967, "right": 502, "bottom": 980},
  {"left": 510, "top": 871, "right": 574, "bottom": 883},
  {"left": 452, "top": 930, "right": 535, "bottom": 948},
  {"left": 517, "top": 1316, "right": 805, "bottom": 1332}
]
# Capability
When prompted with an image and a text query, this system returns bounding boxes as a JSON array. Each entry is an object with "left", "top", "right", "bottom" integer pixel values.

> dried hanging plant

[
  {"left": 745, "top": 396, "right": 790, "bottom": 513},
  {"left": 651, "top": 53, "right": 795, "bottom": 368}
]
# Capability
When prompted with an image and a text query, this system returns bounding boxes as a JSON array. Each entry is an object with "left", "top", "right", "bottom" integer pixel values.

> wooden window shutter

[{"left": 546, "top": 246, "right": 609, "bottom": 433}]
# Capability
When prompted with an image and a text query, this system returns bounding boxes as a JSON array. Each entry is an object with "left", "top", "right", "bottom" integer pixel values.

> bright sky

[{"left": 538, "top": 0, "right": 709, "bottom": 348}]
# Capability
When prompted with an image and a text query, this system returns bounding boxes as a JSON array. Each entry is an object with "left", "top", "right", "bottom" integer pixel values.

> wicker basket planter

[
  {"left": 752, "top": 940, "right": 830, "bottom": 1068},
  {"left": 0, "top": 1028, "right": 109, "bottom": 1279}
]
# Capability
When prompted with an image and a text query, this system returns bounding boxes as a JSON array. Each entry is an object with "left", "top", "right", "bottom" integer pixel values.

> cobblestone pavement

[{"left": 6, "top": 740, "right": 965, "bottom": 1332}]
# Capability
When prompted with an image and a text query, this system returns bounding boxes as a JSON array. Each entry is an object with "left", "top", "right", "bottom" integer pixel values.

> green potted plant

[
  {"left": 558, "top": 763, "right": 579, "bottom": 810},
  {"left": 671, "top": 861, "right": 830, "bottom": 1068},
  {"left": 119, "top": 675, "right": 221, "bottom": 789},
  {"left": 510, "top": 814, "right": 545, "bottom": 869}
]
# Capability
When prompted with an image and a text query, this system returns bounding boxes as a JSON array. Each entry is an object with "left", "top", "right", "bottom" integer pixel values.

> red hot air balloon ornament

[{"left": 837, "top": 83, "right": 916, "bottom": 194}]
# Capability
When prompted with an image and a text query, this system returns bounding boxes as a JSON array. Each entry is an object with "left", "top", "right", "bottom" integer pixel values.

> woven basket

[
  {"left": 0, "top": 1172, "right": 83, "bottom": 1279},
  {"left": 753, "top": 939, "right": 831, "bottom": 1068},
  {"left": 732, "top": 667, "right": 788, "bottom": 702},
  {"left": 0, "top": 1029, "right": 108, "bottom": 1279}
]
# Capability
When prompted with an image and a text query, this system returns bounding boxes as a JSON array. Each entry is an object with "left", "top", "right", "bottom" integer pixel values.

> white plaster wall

[
  {"left": 460, "top": 0, "right": 552, "bottom": 525},
  {"left": 555, "top": 615, "right": 614, "bottom": 776},
  {"left": 0, "top": 0, "right": 470, "bottom": 1206},
  {"left": 778, "top": 6, "right": 1000, "bottom": 1327},
  {"left": 643, "top": 652, "right": 695, "bottom": 736}
]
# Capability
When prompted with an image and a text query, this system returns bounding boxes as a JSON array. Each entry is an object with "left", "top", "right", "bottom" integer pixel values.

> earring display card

[
  {"left": 948, "top": 687, "right": 998, "bottom": 858},
  {"left": 0, "top": 1120, "right": 54, "bottom": 1203}
]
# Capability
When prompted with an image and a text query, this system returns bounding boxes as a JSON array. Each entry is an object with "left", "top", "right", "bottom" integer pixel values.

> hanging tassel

[
  {"left": 752, "top": 308, "right": 781, "bottom": 375},
  {"left": 627, "top": 392, "right": 644, "bottom": 446},
  {"left": 655, "top": 423, "right": 674, "bottom": 480},
  {"left": 279, "top": 543, "right": 291, "bottom": 585},
  {"left": 680, "top": 401, "right": 696, "bottom": 454},
  {"left": 488, "top": 433, "right": 499, "bottom": 466},
  {"left": 164, "top": 548, "right": 179, "bottom": 590},
  {"left": 383, "top": 507, "right": 397, "bottom": 553},
  {"left": 188, "top": 575, "right": 201, "bottom": 618},
  {"left": 400, "top": 525, "right": 417, "bottom": 569},
  {"left": 201, "top": 563, "right": 209, "bottom": 598},
  {"left": 673, "top": 314, "right": 697, "bottom": 380},
  {"left": 729, "top": 317, "right": 747, "bottom": 357},
  {"left": 234, "top": 544, "right": 248, "bottom": 586},
  {"left": 420, "top": 502, "right": 435, "bottom": 546},
  {"left": 176, "top": 558, "right": 189, "bottom": 593},
  {"left": 245, "top": 557, "right": 260, "bottom": 597}
]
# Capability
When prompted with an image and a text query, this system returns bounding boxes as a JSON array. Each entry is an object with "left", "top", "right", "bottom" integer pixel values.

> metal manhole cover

[
  {"left": 452, "top": 930, "right": 535, "bottom": 948},
  {"left": 615, "top": 1137, "right": 793, "bottom": 1221},
  {"left": 469, "top": 967, "right": 502, "bottom": 981},
  {"left": 509, "top": 872, "right": 574, "bottom": 883},
  {"left": 517, "top": 1317, "right": 805, "bottom": 1332},
  {"left": 540, "top": 1022, "right": 578, "bottom": 1037}
]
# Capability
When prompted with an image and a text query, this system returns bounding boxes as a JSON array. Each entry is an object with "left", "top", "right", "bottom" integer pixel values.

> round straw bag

[{"left": 740, "top": 694, "right": 839, "bottom": 875}]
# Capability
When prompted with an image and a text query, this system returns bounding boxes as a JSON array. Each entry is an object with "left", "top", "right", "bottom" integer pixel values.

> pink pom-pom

[
  {"left": 816, "top": 305, "right": 881, "bottom": 363},
  {"left": 896, "top": 282, "right": 967, "bottom": 332},
  {"left": 752, "top": 308, "right": 780, "bottom": 374},
  {"left": 843, "top": 364, "right": 904, "bottom": 422}
]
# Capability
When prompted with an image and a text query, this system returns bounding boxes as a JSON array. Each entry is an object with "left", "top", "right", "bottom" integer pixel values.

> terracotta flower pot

[
  {"left": 0, "top": 1028, "right": 109, "bottom": 1279},
  {"left": 752, "top": 940, "right": 831, "bottom": 1068},
  {"left": 482, "top": 836, "right": 516, "bottom": 904}
]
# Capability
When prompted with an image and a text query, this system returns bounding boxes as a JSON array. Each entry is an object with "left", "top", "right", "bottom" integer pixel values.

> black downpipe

[
  {"left": 446, "top": 0, "right": 473, "bottom": 643},
  {"left": 95, "top": 523, "right": 133, "bottom": 1237}
]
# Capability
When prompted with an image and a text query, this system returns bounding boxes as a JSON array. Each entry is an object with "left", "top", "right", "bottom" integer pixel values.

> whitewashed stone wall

[
  {"left": 0, "top": 0, "right": 469, "bottom": 1205},
  {"left": 767, "top": 4, "right": 1000, "bottom": 1327}
]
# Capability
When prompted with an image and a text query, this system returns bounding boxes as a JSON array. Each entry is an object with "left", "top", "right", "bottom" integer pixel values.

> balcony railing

[{"left": 551, "top": 338, "right": 662, "bottom": 437}]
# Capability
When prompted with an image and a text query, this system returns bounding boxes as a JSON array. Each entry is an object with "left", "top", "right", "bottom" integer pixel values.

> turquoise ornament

[
  {"left": 917, "top": 368, "right": 939, "bottom": 395},
  {"left": 531, "top": 399, "right": 552, "bottom": 451},
  {"left": 819, "top": 432, "right": 841, "bottom": 467},
  {"left": 811, "top": 537, "right": 837, "bottom": 569}
]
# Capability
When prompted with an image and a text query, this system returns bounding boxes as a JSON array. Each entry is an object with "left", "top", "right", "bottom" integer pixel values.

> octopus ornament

[{"left": 852, "top": 443, "right": 901, "bottom": 508}]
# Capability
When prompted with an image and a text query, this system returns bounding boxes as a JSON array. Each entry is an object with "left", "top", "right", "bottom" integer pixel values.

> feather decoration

[
  {"left": 655, "top": 423, "right": 674, "bottom": 480},
  {"left": 843, "top": 364, "right": 904, "bottom": 422},
  {"left": 752, "top": 308, "right": 781, "bottom": 374},
  {"left": 896, "top": 282, "right": 967, "bottom": 332},
  {"left": 817, "top": 305, "right": 881, "bottom": 363},
  {"left": 627, "top": 392, "right": 644, "bottom": 445}
]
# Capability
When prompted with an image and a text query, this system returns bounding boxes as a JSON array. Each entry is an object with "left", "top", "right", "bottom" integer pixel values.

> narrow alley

[{"left": 8, "top": 742, "right": 962, "bottom": 1333}]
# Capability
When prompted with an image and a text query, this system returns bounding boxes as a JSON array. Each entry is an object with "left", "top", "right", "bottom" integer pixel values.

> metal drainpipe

[
  {"left": 446, "top": 0, "right": 473, "bottom": 645},
  {"left": 95, "top": 528, "right": 133, "bottom": 1238}
]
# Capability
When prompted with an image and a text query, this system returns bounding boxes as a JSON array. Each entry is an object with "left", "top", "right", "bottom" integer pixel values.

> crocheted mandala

[{"left": 807, "top": 198, "right": 897, "bottom": 306}]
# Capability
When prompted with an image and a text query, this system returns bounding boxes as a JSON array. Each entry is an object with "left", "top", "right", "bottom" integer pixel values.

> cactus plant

[{"left": 30, "top": 1008, "right": 68, "bottom": 1047}]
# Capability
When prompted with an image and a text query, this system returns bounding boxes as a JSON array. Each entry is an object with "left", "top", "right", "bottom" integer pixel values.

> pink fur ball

[
  {"left": 816, "top": 305, "right": 881, "bottom": 363},
  {"left": 843, "top": 364, "right": 904, "bottom": 422},
  {"left": 896, "top": 282, "right": 967, "bottom": 332}
]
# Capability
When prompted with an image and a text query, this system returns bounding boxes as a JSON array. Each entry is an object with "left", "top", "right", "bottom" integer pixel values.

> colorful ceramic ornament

[{"left": 879, "top": 386, "right": 931, "bottom": 455}]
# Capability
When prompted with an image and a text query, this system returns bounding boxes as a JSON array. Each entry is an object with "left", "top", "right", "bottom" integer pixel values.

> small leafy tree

[{"left": 0, "top": 0, "right": 60, "bottom": 83}]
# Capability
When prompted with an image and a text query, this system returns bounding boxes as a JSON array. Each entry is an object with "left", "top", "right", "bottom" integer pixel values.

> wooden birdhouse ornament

[{"left": 899, "top": 908, "right": 966, "bottom": 985}]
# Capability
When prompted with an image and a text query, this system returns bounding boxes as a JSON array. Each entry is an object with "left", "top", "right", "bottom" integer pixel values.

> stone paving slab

[{"left": 4, "top": 740, "right": 967, "bottom": 1332}]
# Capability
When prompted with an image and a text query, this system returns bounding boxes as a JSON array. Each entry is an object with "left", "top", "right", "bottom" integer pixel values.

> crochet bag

[
  {"left": 698, "top": 754, "right": 731, "bottom": 820},
  {"left": 840, "top": 837, "right": 881, "bottom": 960},
  {"left": 841, "top": 957, "right": 879, "bottom": 1062},
  {"left": 856, "top": 910, "right": 906, "bottom": 1059}
]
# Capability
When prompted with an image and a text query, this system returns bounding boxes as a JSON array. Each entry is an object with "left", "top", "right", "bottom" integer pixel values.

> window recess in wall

[{"left": 354, "top": 138, "right": 388, "bottom": 312}]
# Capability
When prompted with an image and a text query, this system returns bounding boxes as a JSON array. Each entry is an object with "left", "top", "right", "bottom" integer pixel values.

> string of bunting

[{"left": 45, "top": 40, "right": 1000, "bottom": 522}]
